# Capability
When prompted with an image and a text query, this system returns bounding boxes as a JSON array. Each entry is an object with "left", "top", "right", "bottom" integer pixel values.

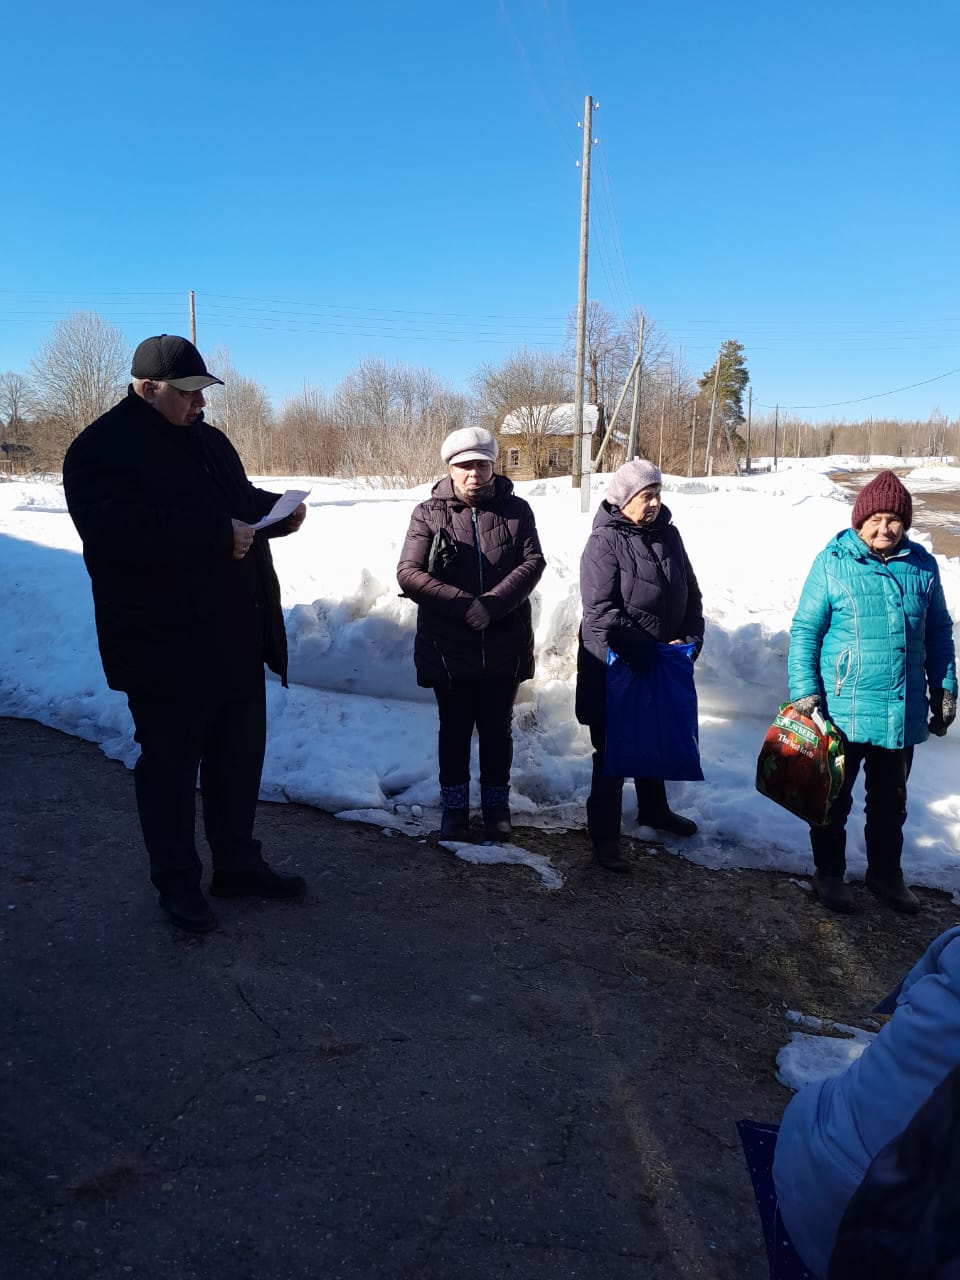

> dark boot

[
  {"left": 593, "top": 842, "right": 631, "bottom": 874},
  {"left": 635, "top": 779, "right": 697, "bottom": 837},
  {"left": 810, "top": 822, "right": 848, "bottom": 911},
  {"left": 648, "top": 810, "right": 698, "bottom": 837},
  {"left": 439, "top": 809, "right": 469, "bottom": 841},
  {"left": 439, "top": 782, "right": 470, "bottom": 841},
  {"left": 865, "top": 871, "right": 921, "bottom": 915},
  {"left": 481, "top": 783, "right": 511, "bottom": 842},
  {"left": 813, "top": 873, "right": 856, "bottom": 914},
  {"left": 482, "top": 809, "right": 512, "bottom": 842}
]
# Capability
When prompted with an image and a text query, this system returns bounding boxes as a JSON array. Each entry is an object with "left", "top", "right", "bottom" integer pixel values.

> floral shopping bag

[{"left": 755, "top": 702, "right": 845, "bottom": 827}]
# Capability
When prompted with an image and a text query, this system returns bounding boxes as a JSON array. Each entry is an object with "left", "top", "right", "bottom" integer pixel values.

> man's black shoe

[
  {"left": 160, "top": 889, "right": 218, "bottom": 933},
  {"left": 593, "top": 843, "right": 631, "bottom": 874},
  {"left": 210, "top": 863, "right": 307, "bottom": 900}
]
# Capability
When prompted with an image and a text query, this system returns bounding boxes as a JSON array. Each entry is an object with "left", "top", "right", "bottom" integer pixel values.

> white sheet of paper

[{"left": 250, "top": 489, "right": 310, "bottom": 531}]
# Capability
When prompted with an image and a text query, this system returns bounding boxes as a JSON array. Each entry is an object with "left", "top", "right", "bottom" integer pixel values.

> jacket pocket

[{"left": 834, "top": 648, "right": 853, "bottom": 697}]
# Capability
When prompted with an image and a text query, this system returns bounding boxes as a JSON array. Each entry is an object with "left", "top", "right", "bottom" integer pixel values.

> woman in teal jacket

[{"left": 788, "top": 471, "right": 956, "bottom": 914}]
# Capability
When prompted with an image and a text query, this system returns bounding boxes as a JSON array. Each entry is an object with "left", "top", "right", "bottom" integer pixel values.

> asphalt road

[
  {"left": 1, "top": 716, "right": 786, "bottom": 1279},
  {"left": 5, "top": 715, "right": 946, "bottom": 1279}
]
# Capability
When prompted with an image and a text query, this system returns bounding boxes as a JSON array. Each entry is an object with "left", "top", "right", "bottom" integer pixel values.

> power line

[
  {"left": 593, "top": 138, "right": 634, "bottom": 311},
  {"left": 2, "top": 289, "right": 956, "bottom": 410},
  {"left": 202, "top": 293, "right": 567, "bottom": 323},
  {"left": 754, "top": 365, "right": 960, "bottom": 411}
]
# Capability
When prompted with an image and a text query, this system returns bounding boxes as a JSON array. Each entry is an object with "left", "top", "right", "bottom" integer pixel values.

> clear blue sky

[{"left": 4, "top": 0, "right": 959, "bottom": 423}]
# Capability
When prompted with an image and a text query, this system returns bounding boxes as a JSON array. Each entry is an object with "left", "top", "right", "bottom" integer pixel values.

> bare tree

[
  {"left": 275, "top": 384, "right": 342, "bottom": 475},
  {"left": 618, "top": 307, "right": 672, "bottom": 464},
  {"left": 332, "top": 358, "right": 468, "bottom": 485},
  {"left": 335, "top": 356, "right": 396, "bottom": 433},
  {"left": 472, "top": 348, "right": 573, "bottom": 477},
  {"left": 565, "top": 300, "right": 633, "bottom": 417},
  {"left": 203, "top": 348, "right": 274, "bottom": 474},
  {"left": 0, "top": 371, "right": 37, "bottom": 473},
  {"left": 0, "top": 371, "right": 34, "bottom": 432},
  {"left": 565, "top": 304, "right": 674, "bottom": 468},
  {"left": 30, "top": 312, "right": 128, "bottom": 466}
]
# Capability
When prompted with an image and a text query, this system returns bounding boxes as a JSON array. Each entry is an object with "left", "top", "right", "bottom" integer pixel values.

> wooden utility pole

[
  {"left": 572, "top": 95, "right": 593, "bottom": 510},
  {"left": 674, "top": 345, "right": 683, "bottom": 450},
  {"left": 591, "top": 346, "right": 644, "bottom": 470},
  {"left": 704, "top": 357, "right": 721, "bottom": 476},
  {"left": 745, "top": 386, "right": 752, "bottom": 473},
  {"left": 687, "top": 403, "right": 697, "bottom": 477},
  {"left": 658, "top": 392, "right": 666, "bottom": 468},
  {"left": 189, "top": 290, "right": 197, "bottom": 345},
  {"left": 773, "top": 403, "right": 779, "bottom": 471},
  {"left": 626, "top": 314, "right": 644, "bottom": 461}
]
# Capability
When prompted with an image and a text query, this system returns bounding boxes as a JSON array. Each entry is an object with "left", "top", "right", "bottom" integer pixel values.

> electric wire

[
  {"left": 753, "top": 366, "right": 960, "bottom": 412},
  {"left": 2, "top": 290, "right": 958, "bottom": 411}
]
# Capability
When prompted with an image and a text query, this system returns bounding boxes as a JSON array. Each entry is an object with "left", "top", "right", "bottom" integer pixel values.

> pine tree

[{"left": 698, "top": 340, "right": 749, "bottom": 426}]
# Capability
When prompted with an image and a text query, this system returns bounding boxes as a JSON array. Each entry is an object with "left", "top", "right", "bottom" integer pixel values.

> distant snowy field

[{"left": 3, "top": 454, "right": 960, "bottom": 896}]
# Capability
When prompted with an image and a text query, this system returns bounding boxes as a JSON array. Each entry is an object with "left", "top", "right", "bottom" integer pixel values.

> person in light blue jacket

[
  {"left": 773, "top": 926, "right": 960, "bottom": 1279},
  {"left": 788, "top": 471, "right": 956, "bottom": 914}
]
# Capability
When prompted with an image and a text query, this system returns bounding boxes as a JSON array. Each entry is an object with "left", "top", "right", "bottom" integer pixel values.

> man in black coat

[{"left": 63, "top": 335, "right": 307, "bottom": 933}]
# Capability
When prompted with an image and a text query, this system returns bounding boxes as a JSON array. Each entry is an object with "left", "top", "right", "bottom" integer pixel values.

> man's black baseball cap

[{"left": 131, "top": 335, "right": 224, "bottom": 391}]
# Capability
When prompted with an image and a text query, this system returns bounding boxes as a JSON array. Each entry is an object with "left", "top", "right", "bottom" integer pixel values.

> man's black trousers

[{"left": 127, "top": 681, "right": 267, "bottom": 895}]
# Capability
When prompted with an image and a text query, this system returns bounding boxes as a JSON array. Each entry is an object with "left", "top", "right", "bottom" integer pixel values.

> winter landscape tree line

[{"left": 1, "top": 310, "right": 956, "bottom": 482}]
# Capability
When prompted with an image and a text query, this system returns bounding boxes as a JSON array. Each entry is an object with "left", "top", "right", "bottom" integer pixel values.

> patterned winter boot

[
  {"left": 481, "top": 784, "right": 512, "bottom": 842},
  {"left": 439, "top": 783, "right": 470, "bottom": 842}
]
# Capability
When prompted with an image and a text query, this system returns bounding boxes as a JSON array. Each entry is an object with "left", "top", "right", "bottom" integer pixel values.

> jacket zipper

[
  {"left": 831, "top": 575, "right": 860, "bottom": 730},
  {"left": 472, "top": 508, "right": 486, "bottom": 672},
  {"left": 835, "top": 649, "right": 852, "bottom": 697}
]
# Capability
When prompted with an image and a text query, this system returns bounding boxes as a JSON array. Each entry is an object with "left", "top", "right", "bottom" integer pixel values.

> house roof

[{"left": 500, "top": 403, "right": 600, "bottom": 437}]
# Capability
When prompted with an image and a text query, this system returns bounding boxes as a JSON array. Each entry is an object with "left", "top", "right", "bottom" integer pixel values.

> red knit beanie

[{"left": 851, "top": 470, "right": 912, "bottom": 530}]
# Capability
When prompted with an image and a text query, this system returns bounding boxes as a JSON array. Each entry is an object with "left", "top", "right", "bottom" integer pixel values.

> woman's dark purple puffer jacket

[
  {"left": 576, "top": 500, "right": 703, "bottom": 725},
  {"left": 397, "top": 474, "right": 546, "bottom": 687}
]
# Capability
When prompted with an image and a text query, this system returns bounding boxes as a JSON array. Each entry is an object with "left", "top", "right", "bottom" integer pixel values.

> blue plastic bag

[{"left": 603, "top": 643, "right": 704, "bottom": 781}]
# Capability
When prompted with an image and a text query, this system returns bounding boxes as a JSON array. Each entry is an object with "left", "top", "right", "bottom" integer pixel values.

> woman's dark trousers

[
  {"left": 809, "top": 741, "right": 914, "bottom": 877},
  {"left": 586, "top": 721, "right": 671, "bottom": 847},
  {"left": 433, "top": 677, "right": 519, "bottom": 789},
  {"left": 127, "top": 682, "right": 267, "bottom": 896}
]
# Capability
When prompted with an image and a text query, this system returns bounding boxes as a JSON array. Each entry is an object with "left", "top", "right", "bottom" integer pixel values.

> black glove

[
  {"left": 669, "top": 635, "right": 704, "bottom": 661},
  {"left": 464, "top": 599, "right": 492, "bottom": 631},
  {"left": 929, "top": 688, "right": 957, "bottom": 737},
  {"left": 609, "top": 625, "right": 657, "bottom": 673},
  {"left": 791, "top": 694, "right": 823, "bottom": 719}
]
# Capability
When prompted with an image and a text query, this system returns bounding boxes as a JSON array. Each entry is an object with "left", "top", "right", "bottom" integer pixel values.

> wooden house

[{"left": 498, "top": 403, "right": 603, "bottom": 481}]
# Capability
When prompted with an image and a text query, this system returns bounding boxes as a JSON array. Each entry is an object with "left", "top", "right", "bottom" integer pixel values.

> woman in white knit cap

[
  {"left": 576, "top": 459, "right": 704, "bottom": 872},
  {"left": 397, "top": 427, "right": 546, "bottom": 841}
]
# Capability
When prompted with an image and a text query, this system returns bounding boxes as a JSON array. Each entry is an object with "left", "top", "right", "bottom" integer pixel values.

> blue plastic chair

[{"left": 737, "top": 1120, "right": 815, "bottom": 1279}]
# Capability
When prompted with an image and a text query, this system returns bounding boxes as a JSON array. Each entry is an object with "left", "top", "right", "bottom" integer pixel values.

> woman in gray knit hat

[
  {"left": 576, "top": 459, "right": 704, "bottom": 872},
  {"left": 397, "top": 427, "right": 546, "bottom": 842}
]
